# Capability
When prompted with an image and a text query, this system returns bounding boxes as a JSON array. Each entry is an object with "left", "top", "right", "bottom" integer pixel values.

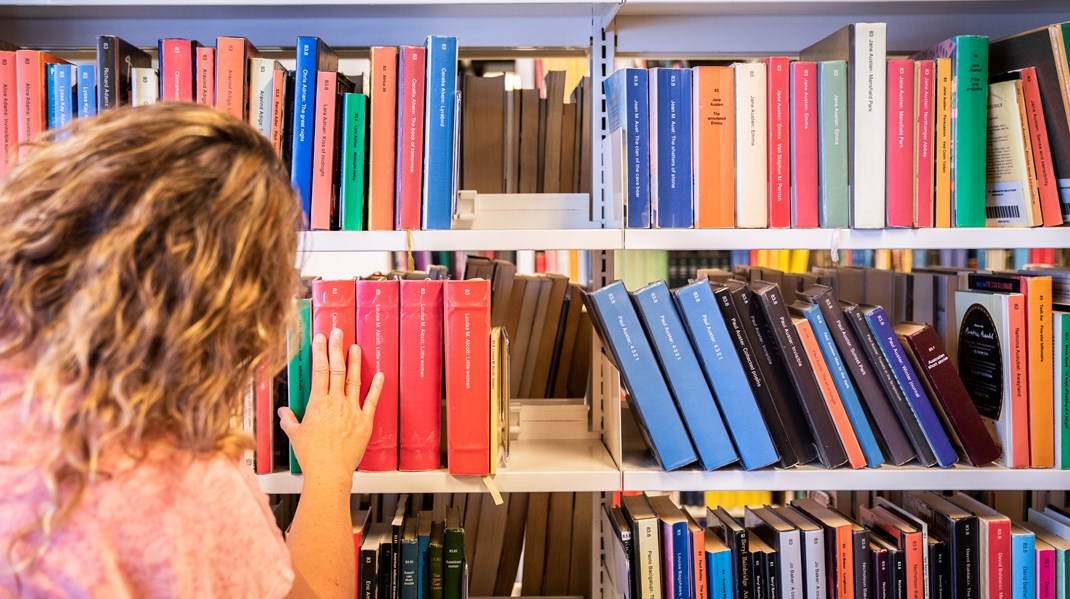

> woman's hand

[{"left": 278, "top": 328, "right": 384, "bottom": 487}]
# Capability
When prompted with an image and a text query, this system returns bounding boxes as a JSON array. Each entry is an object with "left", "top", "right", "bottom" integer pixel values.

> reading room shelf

[
  {"left": 257, "top": 438, "right": 621, "bottom": 494},
  {"left": 298, "top": 229, "right": 624, "bottom": 252},
  {"left": 621, "top": 451, "right": 1070, "bottom": 491},
  {"left": 624, "top": 227, "right": 1070, "bottom": 251}
]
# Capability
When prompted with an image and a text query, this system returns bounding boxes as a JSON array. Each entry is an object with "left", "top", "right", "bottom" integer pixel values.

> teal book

[
  {"left": 817, "top": 60, "right": 849, "bottom": 228},
  {"left": 706, "top": 532, "right": 734, "bottom": 599},
  {"left": 401, "top": 519, "right": 419, "bottom": 599},
  {"left": 340, "top": 93, "right": 368, "bottom": 231},
  {"left": 1010, "top": 524, "right": 1035, "bottom": 599},
  {"left": 417, "top": 512, "right": 432, "bottom": 599},
  {"left": 287, "top": 298, "right": 311, "bottom": 473},
  {"left": 1056, "top": 311, "right": 1070, "bottom": 469},
  {"left": 913, "top": 36, "right": 989, "bottom": 227}
]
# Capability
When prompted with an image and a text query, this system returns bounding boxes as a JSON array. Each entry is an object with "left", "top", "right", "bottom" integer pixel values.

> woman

[{"left": 0, "top": 102, "right": 382, "bottom": 598}]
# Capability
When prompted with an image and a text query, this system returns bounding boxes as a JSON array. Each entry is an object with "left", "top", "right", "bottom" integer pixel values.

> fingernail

[
  {"left": 331, "top": 328, "right": 342, "bottom": 340},
  {"left": 314, "top": 333, "right": 326, "bottom": 344}
]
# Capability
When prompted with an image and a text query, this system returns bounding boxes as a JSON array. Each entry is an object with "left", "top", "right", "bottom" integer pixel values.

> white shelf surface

[
  {"left": 298, "top": 229, "right": 624, "bottom": 252},
  {"left": 258, "top": 438, "right": 621, "bottom": 494},
  {"left": 622, "top": 450, "right": 1070, "bottom": 491},
  {"left": 624, "top": 227, "right": 1070, "bottom": 250}
]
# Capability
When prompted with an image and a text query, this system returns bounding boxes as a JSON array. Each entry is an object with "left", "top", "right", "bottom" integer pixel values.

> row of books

[
  {"left": 606, "top": 20, "right": 1070, "bottom": 230},
  {"left": 587, "top": 263, "right": 1070, "bottom": 471},
  {"left": 605, "top": 491, "right": 1070, "bottom": 599}
]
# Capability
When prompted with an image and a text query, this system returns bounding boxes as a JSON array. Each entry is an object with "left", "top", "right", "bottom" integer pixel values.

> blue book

[
  {"left": 604, "top": 68, "right": 650, "bottom": 228},
  {"left": 584, "top": 281, "right": 697, "bottom": 470},
  {"left": 730, "top": 249, "right": 750, "bottom": 267},
  {"left": 800, "top": 301, "right": 885, "bottom": 467},
  {"left": 46, "top": 64, "right": 57, "bottom": 130},
  {"left": 706, "top": 535, "right": 735, "bottom": 599},
  {"left": 669, "top": 521, "right": 693, "bottom": 599},
  {"left": 864, "top": 305, "right": 958, "bottom": 467},
  {"left": 1010, "top": 525, "right": 1035, "bottom": 599},
  {"left": 78, "top": 65, "right": 97, "bottom": 118},
  {"left": 52, "top": 64, "right": 74, "bottom": 128},
  {"left": 633, "top": 281, "right": 737, "bottom": 470},
  {"left": 290, "top": 36, "right": 340, "bottom": 222},
  {"left": 649, "top": 68, "right": 693, "bottom": 228},
  {"left": 672, "top": 280, "right": 778, "bottom": 470},
  {"left": 401, "top": 521, "right": 419, "bottom": 599},
  {"left": 421, "top": 35, "right": 458, "bottom": 230},
  {"left": 650, "top": 496, "right": 693, "bottom": 599}
]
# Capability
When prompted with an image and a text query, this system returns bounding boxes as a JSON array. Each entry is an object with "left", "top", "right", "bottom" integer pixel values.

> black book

[
  {"left": 869, "top": 540, "right": 890, "bottom": 599},
  {"left": 722, "top": 280, "right": 815, "bottom": 466},
  {"left": 874, "top": 534, "right": 905, "bottom": 599},
  {"left": 750, "top": 280, "right": 848, "bottom": 468},
  {"left": 713, "top": 281, "right": 798, "bottom": 467},
  {"left": 928, "top": 536, "right": 950, "bottom": 599},
  {"left": 96, "top": 35, "right": 151, "bottom": 110},
  {"left": 853, "top": 522, "right": 871, "bottom": 599},
  {"left": 842, "top": 301, "right": 939, "bottom": 466},
  {"left": 709, "top": 506, "right": 751, "bottom": 599},
  {"left": 605, "top": 505, "right": 636, "bottom": 599},
  {"left": 901, "top": 492, "right": 978, "bottom": 599},
  {"left": 391, "top": 496, "right": 409, "bottom": 599},
  {"left": 362, "top": 523, "right": 390, "bottom": 599},
  {"left": 749, "top": 534, "right": 775, "bottom": 599},
  {"left": 800, "top": 284, "right": 915, "bottom": 465},
  {"left": 379, "top": 533, "right": 393, "bottom": 599}
]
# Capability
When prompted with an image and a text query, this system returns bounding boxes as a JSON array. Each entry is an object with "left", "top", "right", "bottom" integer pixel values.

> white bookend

[
  {"left": 131, "top": 67, "right": 158, "bottom": 106},
  {"left": 734, "top": 61, "right": 768, "bottom": 228}
]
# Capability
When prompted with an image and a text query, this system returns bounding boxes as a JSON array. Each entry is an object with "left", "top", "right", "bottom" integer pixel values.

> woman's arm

[{"left": 278, "top": 329, "right": 383, "bottom": 599}]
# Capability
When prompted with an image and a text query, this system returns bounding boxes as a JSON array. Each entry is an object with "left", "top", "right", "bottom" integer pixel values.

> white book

[
  {"left": 801, "top": 22, "right": 887, "bottom": 228},
  {"left": 242, "top": 382, "right": 255, "bottom": 470},
  {"left": 746, "top": 506, "right": 803, "bottom": 599},
  {"left": 986, "top": 79, "right": 1038, "bottom": 227},
  {"left": 776, "top": 505, "right": 826, "bottom": 599},
  {"left": 249, "top": 57, "right": 283, "bottom": 139},
  {"left": 131, "top": 67, "right": 158, "bottom": 106},
  {"left": 622, "top": 495, "right": 662, "bottom": 599},
  {"left": 733, "top": 61, "right": 768, "bottom": 228}
]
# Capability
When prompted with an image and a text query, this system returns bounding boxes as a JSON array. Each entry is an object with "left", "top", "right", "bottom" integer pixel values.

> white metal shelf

[
  {"left": 257, "top": 438, "right": 621, "bottom": 494},
  {"left": 622, "top": 450, "right": 1070, "bottom": 491},
  {"left": 298, "top": 229, "right": 624, "bottom": 252},
  {"left": 624, "top": 227, "right": 1070, "bottom": 250}
]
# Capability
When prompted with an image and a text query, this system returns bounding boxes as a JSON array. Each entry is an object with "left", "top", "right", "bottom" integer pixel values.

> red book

[
  {"left": 886, "top": 59, "right": 915, "bottom": 228},
  {"left": 764, "top": 56, "right": 791, "bottom": 228},
  {"left": 790, "top": 61, "right": 818, "bottom": 228},
  {"left": 270, "top": 69, "right": 287, "bottom": 156},
  {"left": 1019, "top": 67, "right": 1063, "bottom": 227},
  {"left": 160, "top": 39, "right": 195, "bottom": 102},
  {"left": 399, "top": 279, "right": 443, "bottom": 471},
  {"left": 356, "top": 279, "right": 400, "bottom": 472},
  {"left": 311, "top": 71, "right": 341, "bottom": 231},
  {"left": 444, "top": 279, "right": 491, "bottom": 475},
  {"left": 16, "top": 50, "right": 66, "bottom": 146},
  {"left": 395, "top": 46, "right": 426, "bottom": 230},
  {"left": 369, "top": 47, "right": 398, "bottom": 231},
  {"left": 311, "top": 279, "right": 356, "bottom": 364},
  {"left": 254, "top": 363, "right": 274, "bottom": 475},
  {"left": 914, "top": 60, "right": 935, "bottom": 228},
  {"left": 215, "top": 36, "right": 258, "bottom": 120},
  {"left": 196, "top": 47, "right": 215, "bottom": 106},
  {"left": 0, "top": 50, "right": 16, "bottom": 176}
]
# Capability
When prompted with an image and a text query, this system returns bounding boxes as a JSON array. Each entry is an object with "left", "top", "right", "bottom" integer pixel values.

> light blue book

[
  {"left": 52, "top": 64, "right": 74, "bottom": 128},
  {"left": 78, "top": 65, "right": 97, "bottom": 118},
  {"left": 604, "top": 68, "right": 651, "bottom": 228},
  {"left": 421, "top": 35, "right": 458, "bottom": 230},
  {"left": 706, "top": 534, "right": 735, "bottom": 599},
  {"left": 46, "top": 64, "right": 57, "bottom": 130},
  {"left": 1010, "top": 524, "right": 1036, "bottom": 599},
  {"left": 800, "top": 301, "right": 885, "bottom": 467},
  {"left": 672, "top": 279, "right": 778, "bottom": 470}
]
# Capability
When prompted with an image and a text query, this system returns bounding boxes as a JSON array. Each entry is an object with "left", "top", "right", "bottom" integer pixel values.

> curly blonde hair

[{"left": 0, "top": 102, "right": 302, "bottom": 573}]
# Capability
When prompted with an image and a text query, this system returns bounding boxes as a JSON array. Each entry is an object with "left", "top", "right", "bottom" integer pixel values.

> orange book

[
  {"left": 1020, "top": 67, "right": 1063, "bottom": 227},
  {"left": 933, "top": 57, "right": 952, "bottom": 228},
  {"left": 15, "top": 50, "right": 67, "bottom": 150},
  {"left": 215, "top": 36, "right": 258, "bottom": 121},
  {"left": 1012, "top": 79, "right": 1045, "bottom": 227},
  {"left": 792, "top": 314, "right": 867, "bottom": 469},
  {"left": 693, "top": 66, "right": 734, "bottom": 228},
  {"left": 369, "top": 47, "right": 398, "bottom": 231},
  {"left": 1022, "top": 275, "right": 1054, "bottom": 466}
]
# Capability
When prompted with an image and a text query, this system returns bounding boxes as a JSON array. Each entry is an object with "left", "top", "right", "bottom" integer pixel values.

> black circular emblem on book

[{"left": 957, "top": 304, "right": 1003, "bottom": 420}]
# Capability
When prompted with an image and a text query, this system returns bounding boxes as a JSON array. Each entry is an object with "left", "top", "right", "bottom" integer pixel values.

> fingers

[
  {"left": 361, "top": 373, "right": 385, "bottom": 419},
  {"left": 344, "top": 344, "right": 362, "bottom": 407},
  {"left": 310, "top": 333, "right": 329, "bottom": 396},
  {"left": 277, "top": 406, "right": 299, "bottom": 438},
  {"left": 328, "top": 328, "right": 346, "bottom": 397}
]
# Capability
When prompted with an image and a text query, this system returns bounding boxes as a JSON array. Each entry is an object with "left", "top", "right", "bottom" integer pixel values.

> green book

[
  {"left": 442, "top": 507, "right": 465, "bottom": 599},
  {"left": 429, "top": 519, "right": 445, "bottom": 599},
  {"left": 817, "top": 60, "right": 849, "bottom": 229},
  {"left": 915, "top": 35, "right": 989, "bottom": 227},
  {"left": 287, "top": 298, "right": 312, "bottom": 473},
  {"left": 340, "top": 93, "right": 368, "bottom": 231}
]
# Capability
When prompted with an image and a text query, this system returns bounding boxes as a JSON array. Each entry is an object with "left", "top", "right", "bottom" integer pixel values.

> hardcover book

[
  {"left": 369, "top": 47, "right": 399, "bottom": 231},
  {"left": 886, "top": 59, "right": 915, "bottom": 228},
  {"left": 765, "top": 56, "right": 791, "bottom": 229},
  {"left": 396, "top": 46, "right": 427, "bottom": 230},
  {"left": 605, "top": 68, "right": 651, "bottom": 228},
  {"left": 310, "top": 71, "right": 353, "bottom": 231},
  {"left": 215, "top": 36, "right": 259, "bottom": 120},
  {"left": 816, "top": 60, "right": 849, "bottom": 229},
  {"left": 444, "top": 279, "right": 491, "bottom": 475},
  {"left": 649, "top": 68, "right": 694, "bottom": 228},
  {"left": 623, "top": 494, "right": 664, "bottom": 599},
  {"left": 399, "top": 280, "right": 443, "bottom": 471},
  {"left": 290, "top": 37, "right": 340, "bottom": 222},
  {"left": 790, "top": 61, "right": 818, "bottom": 228},
  {"left": 692, "top": 66, "right": 734, "bottom": 228},
  {"left": 422, "top": 36, "right": 459, "bottom": 230},
  {"left": 340, "top": 93, "right": 369, "bottom": 231},
  {"left": 287, "top": 298, "right": 312, "bottom": 474},
  {"left": 914, "top": 60, "right": 936, "bottom": 228},
  {"left": 159, "top": 38, "right": 198, "bottom": 102},
  {"left": 96, "top": 35, "right": 150, "bottom": 111},
  {"left": 196, "top": 46, "right": 215, "bottom": 106},
  {"left": 311, "top": 279, "right": 356, "bottom": 361},
  {"left": 734, "top": 62, "right": 768, "bottom": 228}
]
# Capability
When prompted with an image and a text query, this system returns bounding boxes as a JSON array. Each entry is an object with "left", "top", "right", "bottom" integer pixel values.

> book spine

[
  {"left": 953, "top": 517, "right": 979, "bottom": 599},
  {"left": 361, "top": 545, "right": 378, "bottom": 599},
  {"left": 854, "top": 527, "right": 870, "bottom": 599},
  {"left": 396, "top": 47, "right": 426, "bottom": 230},
  {"left": 444, "top": 279, "right": 491, "bottom": 475},
  {"left": 95, "top": 37, "right": 116, "bottom": 111},
  {"left": 310, "top": 71, "right": 338, "bottom": 231},
  {"left": 77, "top": 65, "right": 96, "bottom": 120},
  {"left": 242, "top": 383, "right": 254, "bottom": 469},
  {"left": 370, "top": 47, "right": 398, "bottom": 231},
  {"left": 693, "top": 66, "right": 734, "bottom": 228},
  {"left": 652, "top": 68, "right": 693, "bottom": 228},
  {"left": 1019, "top": 67, "right": 1063, "bottom": 226},
  {"left": 627, "top": 69, "right": 651, "bottom": 228},
  {"left": 399, "top": 280, "right": 443, "bottom": 471},
  {"left": 340, "top": 93, "right": 368, "bottom": 231},
  {"left": 1057, "top": 313, "right": 1070, "bottom": 469},
  {"left": 951, "top": 36, "right": 989, "bottom": 227},
  {"left": 989, "top": 521, "right": 1011, "bottom": 599},
  {"left": 766, "top": 56, "right": 791, "bottom": 228},
  {"left": 422, "top": 36, "right": 458, "bottom": 230},
  {"left": 802, "top": 527, "right": 826, "bottom": 599},
  {"left": 196, "top": 46, "right": 215, "bottom": 106},
  {"left": 249, "top": 59, "right": 273, "bottom": 138},
  {"left": 270, "top": 69, "right": 286, "bottom": 156},
  {"left": 915, "top": 60, "right": 935, "bottom": 228},
  {"left": 15, "top": 50, "right": 45, "bottom": 144},
  {"left": 692, "top": 527, "right": 707, "bottom": 599},
  {"left": 401, "top": 540, "right": 418, "bottom": 599},
  {"left": 817, "top": 60, "right": 848, "bottom": 229},
  {"left": 1011, "top": 531, "right": 1034, "bottom": 599},
  {"left": 287, "top": 298, "right": 312, "bottom": 474},
  {"left": 866, "top": 306, "right": 959, "bottom": 466},
  {"left": 886, "top": 59, "right": 915, "bottom": 228},
  {"left": 356, "top": 280, "right": 401, "bottom": 472},
  {"left": 1027, "top": 277, "right": 1054, "bottom": 468},
  {"left": 1007, "top": 294, "right": 1030, "bottom": 467},
  {"left": 53, "top": 64, "right": 73, "bottom": 128},
  {"left": 254, "top": 363, "right": 273, "bottom": 474},
  {"left": 161, "top": 39, "right": 194, "bottom": 102},
  {"left": 933, "top": 57, "right": 952, "bottom": 227},
  {"left": 215, "top": 36, "right": 247, "bottom": 120},
  {"left": 311, "top": 279, "right": 356, "bottom": 361},
  {"left": 1036, "top": 545, "right": 1054, "bottom": 599},
  {"left": 707, "top": 548, "right": 731, "bottom": 599},
  {"left": 734, "top": 62, "right": 768, "bottom": 228},
  {"left": 790, "top": 61, "right": 818, "bottom": 228},
  {"left": 429, "top": 540, "right": 444, "bottom": 599},
  {"left": 850, "top": 22, "right": 888, "bottom": 229},
  {"left": 290, "top": 38, "right": 321, "bottom": 221},
  {"left": 130, "top": 67, "right": 158, "bottom": 106}
]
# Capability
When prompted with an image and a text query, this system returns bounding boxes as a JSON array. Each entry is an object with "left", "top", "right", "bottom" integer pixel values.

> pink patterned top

[{"left": 0, "top": 367, "right": 294, "bottom": 598}]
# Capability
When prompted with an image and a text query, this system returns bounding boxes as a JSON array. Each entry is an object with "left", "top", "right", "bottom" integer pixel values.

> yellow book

[
  {"left": 777, "top": 249, "right": 792, "bottom": 272},
  {"left": 875, "top": 249, "right": 892, "bottom": 270},
  {"left": 934, "top": 57, "right": 952, "bottom": 228},
  {"left": 789, "top": 249, "right": 811, "bottom": 273}
]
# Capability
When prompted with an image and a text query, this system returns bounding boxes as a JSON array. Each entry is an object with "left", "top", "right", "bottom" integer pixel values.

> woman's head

[{"left": 0, "top": 102, "right": 301, "bottom": 470}]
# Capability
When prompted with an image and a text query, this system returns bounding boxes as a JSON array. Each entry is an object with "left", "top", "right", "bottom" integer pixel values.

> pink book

[
  {"left": 0, "top": 50, "right": 16, "bottom": 175},
  {"left": 914, "top": 60, "right": 935, "bottom": 228},
  {"left": 311, "top": 279, "right": 355, "bottom": 363},
  {"left": 160, "top": 39, "right": 195, "bottom": 102},
  {"left": 661, "top": 522, "right": 676, "bottom": 599},
  {"left": 398, "top": 279, "right": 443, "bottom": 471},
  {"left": 356, "top": 279, "right": 400, "bottom": 472},
  {"left": 886, "top": 59, "right": 915, "bottom": 228},
  {"left": 790, "top": 61, "right": 818, "bottom": 228},
  {"left": 215, "top": 36, "right": 258, "bottom": 120},
  {"left": 196, "top": 47, "right": 215, "bottom": 106},
  {"left": 764, "top": 56, "right": 791, "bottom": 228},
  {"left": 254, "top": 363, "right": 274, "bottom": 474},
  {"left": 1020, "top": 67, "right": 1063, "bottom": 227},
  {"left": 310, "top": 71, "right": 340, "bottom": 230},
  {"left": 269, "top": 69, "right": 286, "bottom": 156},
  {"left": 395, "top": 46, "right": 426, "bottom": 230},
  {"left": 1035, "top": 539, "right": 1055, "bottom": 599}
]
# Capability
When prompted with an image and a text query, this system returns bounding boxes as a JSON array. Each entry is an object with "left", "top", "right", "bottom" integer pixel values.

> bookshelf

[{"left": 299, "top": 229, "right": 624, "bottom": 252}]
